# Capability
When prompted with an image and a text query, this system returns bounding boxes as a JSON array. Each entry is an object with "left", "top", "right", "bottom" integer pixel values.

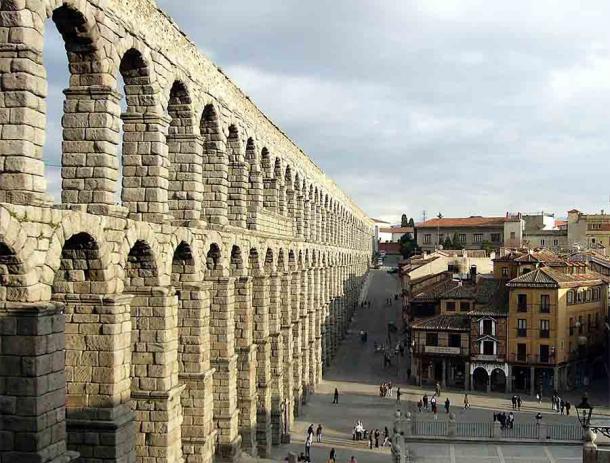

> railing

[
  {"left": 415, "top": 421, "right": 448, "bottom": 436},
  {"left": 539, "top": 330, "right": 550, "bottom": 338},
  {"left": 410, "top": 420, "right": 582, "bottom": 441},
  {"left": 515, "top": 303, "right": 556, "bottom": 313},
  {"left": 516, "top": 328, "right": 527, "bottom": 337},
  {"left": 413, "top": 344, "right": 469, "bottom": 356},
  {"left": 509, "top": 353, "right": 556, "bottom": 364}
]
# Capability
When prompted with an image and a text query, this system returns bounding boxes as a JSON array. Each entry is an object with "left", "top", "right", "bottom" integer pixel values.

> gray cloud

[{"left": 41, "top": 1, "right": 610, "bottom": 222}]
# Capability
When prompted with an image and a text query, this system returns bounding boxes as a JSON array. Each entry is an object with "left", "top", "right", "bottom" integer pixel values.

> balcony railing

[
  {"left": 509, "top": 353, "right": 556, "bottom": 364},
  {"left": 539, "top": 330, "right": 550, "bottom": 338},
  {"left": 516, "top": 328, "right": 527, "bottom": 337},
  {"left": 413, "top": 344, "right": 469, "bottom": 356},
  {"left": 514, "top": 303, "right": 556, "bottom": 314}
]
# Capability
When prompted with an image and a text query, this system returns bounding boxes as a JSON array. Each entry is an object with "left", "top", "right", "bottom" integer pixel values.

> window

[
  {"left": 517, "top": 319, "right": 527, "bottom": 337},
  {"left": 553, "top": 239, "right": 559, "bottom": 246},
  {"left": 567, "top": 290, "right": 574, "bottom": 305},
  {"left": 491, "top": 233, "right": 501, "bottom": 243},
  {"left": 482, "top": 319, "right": 494, "bottom": 336},
  {"left": 483, "top": 340, "right": 495, "bottom": 355},
  {"left": 460, "top": 301, "right": 470, "bottom": 312},
  {"left": 424, "top": 234, "right": 431, "bottom": 244},
  {"left": 539, "top": 345, "right": 550, "bottom": 363},
  {"left": 446, "top": 301, "right": 456, "bottom": 312},
  {"left": 540, "top": 294, "right": 550, "bottom": 313},
  {"left": 540, "top": 319, "right": 550, "bottom": 338},
  {"left": 569, "top": 317, "right": 574, "bottom": 335},
  {"left": 426, "top": 332, "right": 438, "bottom": 346},
  {"left": 586, "top": 289, "right": 592, "bottom": 302},
  {"left": 474, "top": 233, "right": 483, "bottom": 243},
  {"left": 459, "top": 234, "right": 466, "bottom": 244},
  {"left": 540, "top": 239, "right": 545, "bottom": 246},
  {"left": 517, "top": 294, "right": 527, "bottom": 312},
  {"left": 449, "top": 334, "right": 461, "bottom": 348},
  {"left": 501, "top": 267, "right": 509, "bottom": 277},
  {"left": 510, "top": 231, "right": 516, "bottom": 240},
  {"left": 517, "top": 343, "right": 527, "bottom": 361}
]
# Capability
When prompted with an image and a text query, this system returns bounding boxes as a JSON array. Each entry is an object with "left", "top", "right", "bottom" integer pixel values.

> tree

[
  {"left": 443, "top": 236, "right": 453, "bottom": 249},
  {"left": 451, "top": 233, "right": 462, "bottom": 250},
  {"left": 401, "top": 214, "right": 408, "bottom": 227},
  {"left": 399, "top": 233, "right": 420, "bottom": 258},
  {"left": 481, "top": 240, "right": 497, "bottom": 255},
  {"left": 408, "top": 218, "right": 415, "bottom": 228}
]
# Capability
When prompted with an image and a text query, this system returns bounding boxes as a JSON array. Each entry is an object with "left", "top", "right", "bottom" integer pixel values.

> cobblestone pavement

[{"left": 267, "top": 269, "right": 585, "bottom": 462}]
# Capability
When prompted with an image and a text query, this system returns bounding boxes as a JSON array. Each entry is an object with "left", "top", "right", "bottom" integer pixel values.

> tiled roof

[
  {"left": 441, "top": 284, "right": 476, "bottom": 299},
  {"left": 412, "top": 314, "right": 469, "bottom": 331},
  {"left": 412, "top": 278, "right": 460, "bottom": 301},
  {"left": 379, "top": 226, "right": 414, "bottom": 234},
  {"left": 513, "top": 250, "right": 567, "bottom": 266},
  {"left": 416, "top": 216, "right": 506, "bottom": 229},
  {"left": 507, "top": 267, "right": 604, "bottom": 288},
  {"left": 493, "top": 250, "right": 525, "bottom": 262}
]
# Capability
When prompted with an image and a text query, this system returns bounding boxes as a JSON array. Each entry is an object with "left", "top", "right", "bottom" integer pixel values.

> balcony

[
  {"left": 516, "top": 328, "right": 527, "bottom": 337},
  {"left": 509, "top": 353, "right": 556, "bottom": 365},
  {"left": 514, "top": 303, "right": 556, "bottom": 314},
  {"left": 413, "top": 344, "right": 469, "bottom": 356},
  {"left": 472, "top": 354, "right": 505, "bottom": 362},
  {"left": 539, "top": 330, "right": 550, "bottom": 339}
]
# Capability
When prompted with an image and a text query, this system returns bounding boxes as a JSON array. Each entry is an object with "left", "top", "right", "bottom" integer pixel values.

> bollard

[
  {"left": 448, "top": 413, "right": 456, "bottom": 438},
  {"left": 583, "top": 429, "right": 598, "bottom": 463}
]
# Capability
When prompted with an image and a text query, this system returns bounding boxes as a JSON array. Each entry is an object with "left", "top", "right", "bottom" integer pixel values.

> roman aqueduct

[{"left": 0, "top": 0, "right": 374, "bottom": 462}]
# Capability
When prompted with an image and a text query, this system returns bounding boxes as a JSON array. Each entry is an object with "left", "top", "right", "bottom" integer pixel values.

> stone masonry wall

[{"left": 0, "top": 1, "right": 374, "bottom": 462}]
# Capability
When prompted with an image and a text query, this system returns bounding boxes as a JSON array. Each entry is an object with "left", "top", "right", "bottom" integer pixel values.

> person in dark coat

[{"left": 333, "top": 388, "right": 339, "bottom": 404}]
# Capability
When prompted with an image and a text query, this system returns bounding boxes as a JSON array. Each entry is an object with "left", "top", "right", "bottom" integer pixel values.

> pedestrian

[
  {"left": 396, "top": 387, "right": 401, "bottom": 403},
  {"left": 511, "top": 395, "right": 517, "bottom": 410},
  {"left": 349, "top": 456, "right": 357, "bottom": 463},
  {"left": 535, "top": 412, "right": 543, "bottom": 425},
  {"left": 565, "top": 401, "right": 571, "bottom": 416},
  {"left": 374, "top": 428, "right": 380, "bottom": 448},
  {"left": 307, "top": 424, "right": 314, "bottom": 438},
  {"left": 445, "top": 397, "right": 450, "bottom": 414},
  {"left": 316, "top": 424, "right": 323, "bottom": 442},
  {"left": 430, "top": 396, "right": 436, "bottom": 411},
  {"left": 536, "top": 391, "right": 541, "bottom": 404},
  {"left": 433, "top": 404, "right": 438, "bottom": 421},
  {"left": 560, "top": 399, "right": 565, "bottom": 415},
  {"left": 517, "top": 395, "right": 522, "bottom": 411},
  {"left": 333, "top": 388, "right": 339, "bottom": 404},
  {"left": 305, "top": 433, "right": 312, "bottom": 460},
  {"left": 368, "top": 431, "right": 373, "bottom": 449},
  {"left": 329, "top": 448, "right": 336, "bottom": 463},
  {"left": 463, "top": 393, "right": 470, "bottom": 409},
  {"left": 423, "top": 393, "right": 428, "bottom": 410},
  {"left": 383, "top": 426, "right": 390, "bottom": 446},
  {"left": 435, "top": 382, "right": 441, "bottom": 397},
  {"left": 417, "top": 399, "right": 423, "bottom": 413}
]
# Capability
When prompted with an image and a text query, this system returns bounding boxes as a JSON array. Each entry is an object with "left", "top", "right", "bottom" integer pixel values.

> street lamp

[{"left": 576, "top": 395, "right": 610, "bottom": 437}]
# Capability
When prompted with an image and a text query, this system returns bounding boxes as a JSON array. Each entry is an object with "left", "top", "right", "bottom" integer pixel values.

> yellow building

[{"left": 506, "top": 267, "right": 607, "bottom": 394}]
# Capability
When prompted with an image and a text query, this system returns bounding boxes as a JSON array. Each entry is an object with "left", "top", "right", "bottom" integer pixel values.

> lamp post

[{"left": 576, "top": 395, "right": 610, "bottom": 437}]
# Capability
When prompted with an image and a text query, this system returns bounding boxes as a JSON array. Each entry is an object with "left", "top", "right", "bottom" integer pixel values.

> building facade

[
  {"left": 416, "top": 216, "right": 505, "bottom": 252},
  {"left": 0, "top": 2, "right": 374, "bottom": 463}
]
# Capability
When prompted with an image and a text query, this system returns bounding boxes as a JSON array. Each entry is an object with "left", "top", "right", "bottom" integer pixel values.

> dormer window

[{"left": 480, "top": 318, "right": 495, "bottom": 336}]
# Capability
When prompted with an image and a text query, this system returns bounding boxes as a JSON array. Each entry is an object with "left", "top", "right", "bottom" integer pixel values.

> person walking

[
  {"left": 444, "top": 397, "right": 450, "bottom": 414},
  {"left": 374, "top": 428, "right": 380, "bottom": 448},
  {"left": 328, "top": 448, "right": 336, "bottom": 463},
  {"left": 433, "top": 403, "right": 438, "bottom": 421},
  {"left": 560, "top": 398, "right": 565, "bottom": 415},
  {"left": 368, "top": 432, "right": 373, "bottom": 449},
  {"left": 383, "top": 427, "right": 390, "bottom": 446},
  {"left": 417, "top": 399, "right": 423, "bottom": 413},
  {"left": 349, "top": 456, "right": 357, "bottom": 463},
  {"left": 333, "top": 388, "right": 339, "bottom": 404},
  {"left": 423, "top": 394, "right": 429, "bottom": 411},
  {"left": 435, "top": 382, "right": 441, "bottom": 397},
  {"left": 396, "top": 387, "right": 401, "bottom": 403},
  {"left": 316, "top": 424, "right": 323, "bottom": 443},
  {"left": 511, "top": 395, "right": 517, "bottom": 410},
  {"left": 517, "top": 395, "right": 522, "bottom": 411},
  {"left": 565, "top": 401, "right": 571, "bottom": 416},
  {"left": 305, "top": 432, "right": 312, "bottom": 461},
  {"left": 463, "top": 393, "right": 470, "bottom": 409}
]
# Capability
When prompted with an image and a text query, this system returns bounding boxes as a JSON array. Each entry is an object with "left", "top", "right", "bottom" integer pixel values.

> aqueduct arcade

[{"left": 0, "top": 0, "right": 374, "bottom": 462}]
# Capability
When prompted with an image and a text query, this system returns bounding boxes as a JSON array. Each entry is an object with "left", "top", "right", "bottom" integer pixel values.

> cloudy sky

[{"left": 43, "top": 0, "right": 610, "bottom": 223}]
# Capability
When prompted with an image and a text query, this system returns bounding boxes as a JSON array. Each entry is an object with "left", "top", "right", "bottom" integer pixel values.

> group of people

[
  {"left": 550, "top": 392, "right": 571, "bottom": 415},
  {"left": 510, "top": 394, "right": 523, "bottom": 410},
  {"left": 379, "top": 382, "right": 396, "bottom": 398},
  {"left": 303, "top": 424, "right": 324, "bottom": 461},
  {"left": 416, "top": 392, "right": 450, "bottom": 418},
  {"left": 359, "top": 300, "right": 371, "bottom": 308},
  {"left": 493, "top": 411, "right": 516, "bottom": 429},
  {"left": 294, "top": 447, "right": 358, "bottom": 463}
]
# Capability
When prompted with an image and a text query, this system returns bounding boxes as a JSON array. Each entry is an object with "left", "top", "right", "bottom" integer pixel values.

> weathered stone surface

[{"left": 0, "top": 1, "right": 373, "bottom": 462}]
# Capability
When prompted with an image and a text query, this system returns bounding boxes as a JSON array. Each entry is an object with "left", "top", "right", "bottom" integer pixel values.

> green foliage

[
  {"left": 399, "top": 233, "right": 420, "bottom": 258},
  {"left": 401, "top": 214, "right": 408, "bottom": 227},
  {"left": 480, "top": 240, "right": 497, "bottom": 255}
]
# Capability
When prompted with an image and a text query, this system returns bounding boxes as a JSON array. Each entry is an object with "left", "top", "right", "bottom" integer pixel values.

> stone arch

[
  {"left": 117, "top": 45, "right": 169, "bottom": 220},
  {"left": 166, "top": 81, "right": 202, "bottom": 223},
  {"left": 274, "top": 158, "right": 286, "bottom": 215},
  {"left": 264, "top": 248, "right": 275, "bottom": 275},
  {"left": 206, "top": 243, "right": 223, "bottom": 276},
  {"left": 226, "top": 125, "right": 248, "bottom": 228},
  {"left": 284, "top": 165, "right": 295, "bottom": 222},
  {"left": 0, "top": 241, "right": 28, "bottom": 303},
  {"left": 490, "top": 368, "right": 507, "bottom": 393},
  {"left": 246, "top": 138, "right": 263, "bottom": 226},
  {"left": 200, "top": 103, "right": 228, "bottom": 225},
  {"left": 261, "top": 148, "right": 275, "bottom": 211},
  {"left": 472, "top": 367, "right": 489, "bottom": 392},
  {"left": 230, "top": 245, "right": 244, "bottom": 276}
]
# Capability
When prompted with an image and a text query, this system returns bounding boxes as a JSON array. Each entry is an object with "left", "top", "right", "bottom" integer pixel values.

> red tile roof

[
  {"left": 379, "top": 227, "right": 414, "bottom": 234},
  {"left": 417, "top": 216, "right": 506, "bottom": 229}
]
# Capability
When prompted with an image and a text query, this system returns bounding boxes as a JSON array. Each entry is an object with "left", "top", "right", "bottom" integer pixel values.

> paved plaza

[{"left": 267, "top": 269, "right": 589, "bottom": 462}]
